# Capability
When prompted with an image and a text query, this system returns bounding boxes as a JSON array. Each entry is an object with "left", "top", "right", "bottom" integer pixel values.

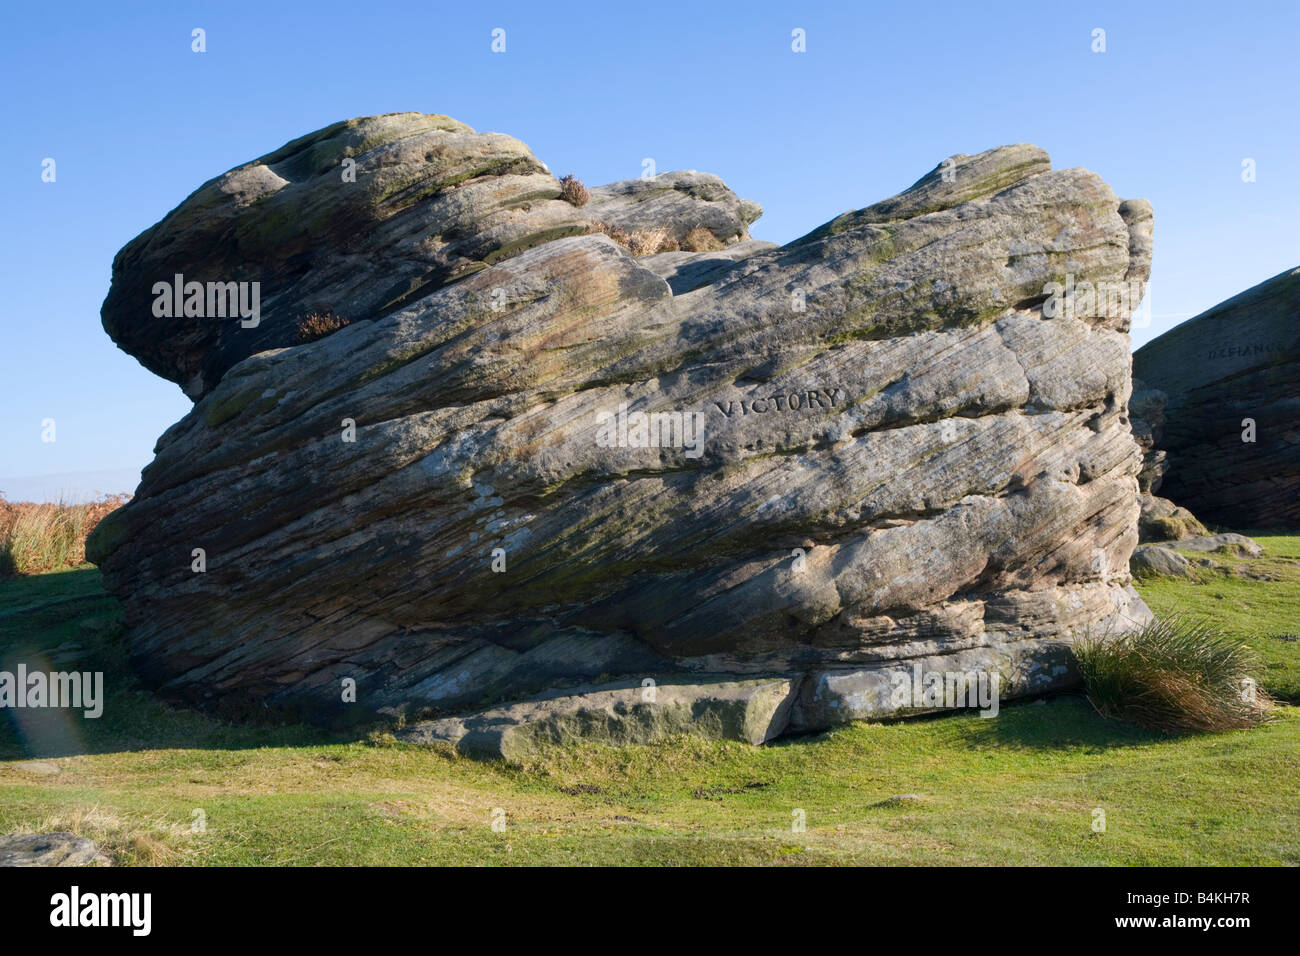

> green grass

[
  {"left": 1138, "top": 533, "right": 1300, "bottom": 704},
  {"left": 1, "top": 538, "right": 1298, "bottom": 866}
]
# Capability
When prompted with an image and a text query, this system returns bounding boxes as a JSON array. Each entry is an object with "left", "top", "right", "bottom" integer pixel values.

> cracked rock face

[
  {"left": 89, "top": 115, "right": 1153, "bottom": 730},
  {"left": 1133, "top": 266, "right": 1300, "bottom": 529}
]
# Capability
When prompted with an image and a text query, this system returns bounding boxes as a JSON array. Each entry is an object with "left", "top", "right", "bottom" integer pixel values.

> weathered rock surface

[
  {"left": 1129, "top": 379, "right": 1170, "bottom": 493},
  {"left": 1133, "top": 266, "right": 1300, "bottom": 528},
  {"left": 89, "top": 117, "right": 1154, "bottom": 735},
  {"left": 102, "top": 114, "right": 590, "bottom": 397},
  {"left": 100, "top": 116, "right": 767, "bottom": 400},
  {"left": 0, "top": 832, "right": 108, "bottom": 866},
  {"left": 639, "top": 240, "right": 779, "bottom": 294},
  {"left": 579, "top": 170, "right": 762, "bottom": 246}
]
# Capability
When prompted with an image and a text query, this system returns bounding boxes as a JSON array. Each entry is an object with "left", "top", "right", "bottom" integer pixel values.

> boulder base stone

[
  {"left": 1130, "top": 534, "right": 1264, "bottom": 581},
  {"left": 88, "top": 116, "right": 1155, "bottom": 738},
  {"left": 793, "top": 583, "right": 1150, "bottom": 728},
  {"left": 398, "top": 676, "right": 796, "bottom": 759},
  {"left": 1133, "top": 266, "right": 1300, "bottom": 529}
]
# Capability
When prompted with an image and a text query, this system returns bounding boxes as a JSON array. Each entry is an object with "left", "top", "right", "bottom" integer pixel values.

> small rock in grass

[
  {"left": 0, "top": 832, "right": 109, "bottom": 867},
  {"left": 873, "top": 794, "right": 924, "bottom": 807},
  {"left": 13, "top": 761, "right": 60, "bottom": 776},
  {"left": 1130, "top": 545, "right": 1193, "bottom": 578},
  {"left": 1176, "top": 533, "right": 1263, "bottom": 558}
]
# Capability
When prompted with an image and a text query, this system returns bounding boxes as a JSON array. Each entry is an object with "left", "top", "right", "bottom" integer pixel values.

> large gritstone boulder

[
  {"left": 89, "top": 115, "right": 1154, "bottom": 736},
  {"left": 1132, "top": 266, "right": 1300, "bottom": 529}
]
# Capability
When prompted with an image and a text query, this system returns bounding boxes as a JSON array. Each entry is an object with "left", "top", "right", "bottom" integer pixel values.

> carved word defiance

[
  {"left": 1206, "top": 343, "right": 1286, "bottom": 361},
  {"left": 714, "top": 387, "right": 844, "bottom": 418}
]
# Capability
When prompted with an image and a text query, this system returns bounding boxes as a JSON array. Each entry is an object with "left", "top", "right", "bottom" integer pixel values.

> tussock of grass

[
  {"left": 1075, "top": 617, "right": 1272, "bottom": 733},
  {"left": 0, "top": 495, "right": 128, "bottom": 577},
  {"left": 626, "top": 226, "right": 675, "bottom": 256}
]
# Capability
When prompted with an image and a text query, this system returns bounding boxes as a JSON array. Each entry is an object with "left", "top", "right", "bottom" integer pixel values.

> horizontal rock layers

[
  {"left": 1133, "top": 266, "right": 1300, "bottom": 529},
  {"left": 90, "top": 115, "right": 1154, "bottom": 733}
]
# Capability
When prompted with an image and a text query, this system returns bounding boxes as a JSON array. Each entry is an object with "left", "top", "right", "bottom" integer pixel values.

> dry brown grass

[
  {"left": 21, "top": 803, "right": 189, "bottom": 866},
  {"left": 628, "top": 226, "right": 677, "bottom": 256},
  {"left": 558, "top": 174, "right": 589, "bottom": 207},
  {"left": 680, "top": 226, "right": 726, "bottom": 252},
  {"left": 589, "top": 221, "right": 679, "bottom": 256},
  {"left": 0, "top": 494, "right": 129, "bottom": 577},
  {"left": 295, "top": 309, "right": 351, "bottom": 343},
  {"left": 590, "top": 220, "right": 629, "bottom": 246}
]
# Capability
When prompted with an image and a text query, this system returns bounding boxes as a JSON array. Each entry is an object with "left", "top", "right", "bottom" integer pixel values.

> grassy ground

[
  {"left": 1135, "top": 533, "right": 1300, "bottom": 705},
  {"left": 1, "top": 537, "right": 1297, "bottom": 866}
]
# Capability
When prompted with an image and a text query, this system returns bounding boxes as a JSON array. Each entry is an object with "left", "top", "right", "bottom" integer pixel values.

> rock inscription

[{"left": 714, "top": 387, "right": 844, "bottom": 417}]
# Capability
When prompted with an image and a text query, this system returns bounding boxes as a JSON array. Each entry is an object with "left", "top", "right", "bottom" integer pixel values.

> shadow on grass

[
  {"left": 958, "top": 694, "right": 1167, "bottom": 750},
  {"left": 0, "top": 568, "right": 359, "bottom": 760},
  {"left": 0, "top": 568, "right": 1247, "bottom": 764},
  {"left": 768, "top": 693, "right": 1167, "bottom": 755}
]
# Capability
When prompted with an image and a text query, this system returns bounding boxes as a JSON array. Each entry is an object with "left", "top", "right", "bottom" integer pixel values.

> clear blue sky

[{"left": 1, "top": 0, "right": 1296, "bottom": 500}]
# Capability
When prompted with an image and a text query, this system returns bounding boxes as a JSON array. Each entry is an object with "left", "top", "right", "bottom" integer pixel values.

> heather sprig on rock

[
  {"left": 295, "top": 309, "right": 351, "bottom": 343},
  {"left": 558, "top": 173, "right": 589, "bottom": 207}
]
